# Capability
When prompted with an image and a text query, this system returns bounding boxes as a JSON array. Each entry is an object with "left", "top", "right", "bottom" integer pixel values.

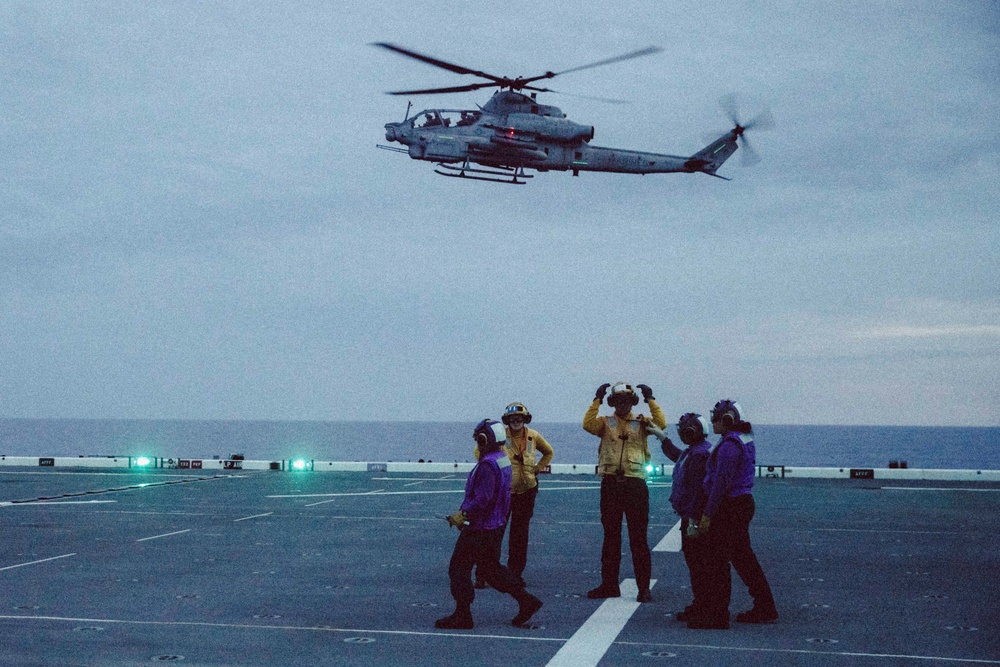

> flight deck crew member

[
  {"left": 583, "top": 382, "right": 666, "bottom": 602},
  {"left": 436, "top": 419, "right": 543, "bottom": 630},
  {"left": 476, "top": 402, "right": 554, "bottom": 587},
  {"left": 694, "top": 400, "right": 778, "bottom": 629},
  {"left": 647, "top": 413, "right": 714, "bottom": 623}
]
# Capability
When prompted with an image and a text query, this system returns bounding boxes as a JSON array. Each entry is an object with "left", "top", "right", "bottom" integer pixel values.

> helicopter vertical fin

[{"left": 683, "top": 130, "right": 739, "bottom": 176}]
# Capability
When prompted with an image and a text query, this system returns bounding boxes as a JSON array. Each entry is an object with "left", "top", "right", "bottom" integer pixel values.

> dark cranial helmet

[
  {"left": 711, "top": 400, "right": 745, "bottom": 429},
  {"left": 502, "top": 402, "right": 532, "bottom": 425},
  {"left": 677, "top": 413, "right": 709, "bottom": 442},
  {"left": 607, "top": 382, "right": 639, "bottom": 407},
  {"left": 473, "top": 419, "right": 507, "bottom": 453}
]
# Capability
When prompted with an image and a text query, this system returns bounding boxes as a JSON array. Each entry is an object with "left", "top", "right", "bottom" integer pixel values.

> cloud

[
  {"left": 1, "top": 1, "right": 998, "bottom": 425},
  {"left": 851, "top": 325, "right": 1000, "bottom": 340}
]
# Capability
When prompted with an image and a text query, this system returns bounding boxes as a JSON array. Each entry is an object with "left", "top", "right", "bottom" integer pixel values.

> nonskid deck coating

[{"left": 0, "top": 468, "right": 998, "bottom": 666}]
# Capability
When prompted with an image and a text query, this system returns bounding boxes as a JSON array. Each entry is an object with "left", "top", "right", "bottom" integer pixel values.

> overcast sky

[{"left": 2, "top": 1, "right": 998, "bottom": 426}]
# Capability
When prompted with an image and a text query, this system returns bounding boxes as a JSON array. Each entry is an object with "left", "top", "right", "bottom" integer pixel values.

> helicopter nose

[{"left": 385, "top": 123, "right": 399, "bottom": 142}]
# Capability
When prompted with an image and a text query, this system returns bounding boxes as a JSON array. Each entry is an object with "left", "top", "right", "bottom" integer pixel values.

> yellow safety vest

[{"left": 597, "top": 415, "right": 650, "bottom": 479}]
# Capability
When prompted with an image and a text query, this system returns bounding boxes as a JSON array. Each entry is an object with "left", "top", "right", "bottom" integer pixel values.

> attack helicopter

[{"left": 373, "top": 42, "right": 773, "bottom": 185}]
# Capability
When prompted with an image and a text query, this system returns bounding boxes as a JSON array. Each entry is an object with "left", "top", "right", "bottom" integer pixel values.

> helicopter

[{"left": 373, "top": 42, "right": 773, "bottom": 185}]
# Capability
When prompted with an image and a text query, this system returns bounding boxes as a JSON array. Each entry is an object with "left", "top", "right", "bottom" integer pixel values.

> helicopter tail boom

[{"left": 682, "top": 130, "right": 740, "bottom": 177}]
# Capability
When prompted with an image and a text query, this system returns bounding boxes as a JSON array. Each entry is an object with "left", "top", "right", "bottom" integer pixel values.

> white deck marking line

[
  {"left": 818, "top": 528, "right": 961, "bottom": 535},
  {"left": 1, "top": 615, "right": 996, "bottom": 664},
  {"left": 369, "top": 477, "right": 600, "bottom": 484},
  {"left": 882, "top": 487, "right": 1000, "bottom": 492},
  {"left": 36, "top": 500, "right": 118, "bottom": 504},
  {"left": 537, "top": 487, "right": 608, "bottom": 494},
  {"left": 544, "top": 578, "right": 655, "bottom": 667},
  {"left": 304, "top": 499, "right": 338, "bottom": 507},
  {"left": 615, "top": 640, "right": 1000, "bottom": 664},
  {"left": 0, "top": 553, "right": 77, "bottom": 572},
  {"left": 136, "top": 529, "right": 191, "bottom": 542},
  {"left": 271, "top": 486, "right": 605, "bottom": 500},
  {"left": 0, "top": 471, "right": 213, "bottom": 477},
  {"left": 233, "top": 512, "right": 274, "bottom": 522},
  {"left": 372, "top": 477, "right": 465, "bottom": 483},
  {"left": 305, "top": 515, "right": 446, "bottom": 522},
  {"left": 304, "top": 489, "right": 387, "bottom": 506},
  {"left": 653, "top": 519, "right": 683, "bottom": 552},
  {"left": 1, "top": 500, "right": 118, "bottom": 507},
  {"left": 271, "top": 489, "right": 465, "bottom": 498},
  {"left": 0, "top": 614, "right": 570, "bottom": 643}
]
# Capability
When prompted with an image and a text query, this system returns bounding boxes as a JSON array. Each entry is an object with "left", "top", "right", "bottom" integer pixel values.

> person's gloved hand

[
  {"left": 595, "top": 383, "right": 611, "bottom": 401},
  {"left": 696, "top": 514, "right": 711, "bottom": 536},
  {"left": 637, "top": 384, "right": 655, "bottom": 402},
  {"left": 446, "top": 510, "right": 467, "bottom": 529},
  {"left": 645, "top": 422, "right": 666, "bottom": 441}
]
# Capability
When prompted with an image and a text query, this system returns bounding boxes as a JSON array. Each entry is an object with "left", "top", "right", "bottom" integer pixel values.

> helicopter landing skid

[{"left": 434, "top": 162, "right": 532, "bottom": 185}]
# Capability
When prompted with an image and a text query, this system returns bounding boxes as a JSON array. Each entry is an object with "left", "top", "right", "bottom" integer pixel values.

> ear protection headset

[
  {"left": 474, "top": 419, "right": 507, "bottom": 453},
  {"left": 711, "top": 400, "right": 745, "bottom": 430},
  {"left": 677, "top": 413, "right": 710, "bottom": 441},
  {"left": 607, "top": 382, "right": 639, "bottom": 407}
]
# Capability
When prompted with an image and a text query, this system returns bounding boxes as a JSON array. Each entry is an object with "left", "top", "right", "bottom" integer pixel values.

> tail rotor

[{"left": 719, "top": 94, "right": 774, "bottom": 166}]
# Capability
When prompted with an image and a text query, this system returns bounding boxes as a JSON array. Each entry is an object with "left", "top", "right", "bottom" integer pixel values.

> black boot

[
  {"left": 736, "top": 606, "right": 778, "bottom": 624},
  {"left": 511, "top": 593, "right": 542, "bottom": 627},
  {"left": 674, "top": 604, "right": 695, "bottom": 622},
  {"left": 435, "top": 606, "right": 473, "bottom": 630},
  {"left": 687, "top": 612, "right": 730, "bottom": 630},
  {"left": 586, "top": 584, "right": 621, "bottom": 599}
]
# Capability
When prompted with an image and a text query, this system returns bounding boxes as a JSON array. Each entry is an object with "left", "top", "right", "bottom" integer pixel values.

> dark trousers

[
  {"left": 703, "top": 494, "right": 776, "bottom": 618},
  {"left": 599, "top": 476, "right": 652, "bottom": 593},
  {"left": 449, "top": 526, "right": 525, "bottom": 609},
  {"left": 506, "top": 485, "right": 538, "bottom": 577},
  {"left": 681, "top": 517, "right": 713, "bottom": 614}
]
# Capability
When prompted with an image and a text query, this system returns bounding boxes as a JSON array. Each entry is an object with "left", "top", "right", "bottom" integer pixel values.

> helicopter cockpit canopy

[{"left": 410, "top": 110, "right": 482, "bottom": 129}]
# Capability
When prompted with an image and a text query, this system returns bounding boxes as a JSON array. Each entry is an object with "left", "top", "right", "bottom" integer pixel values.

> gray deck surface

[{"left": 1, "top": 468, "right": 998, "bottom": 666}]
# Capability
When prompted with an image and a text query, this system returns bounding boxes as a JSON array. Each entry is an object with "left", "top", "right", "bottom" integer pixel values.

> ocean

[{"left": 0, "top": 419, "right": 997, "bottom": 470}]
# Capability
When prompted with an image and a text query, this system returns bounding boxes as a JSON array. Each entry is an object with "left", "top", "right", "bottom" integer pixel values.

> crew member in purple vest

[
  {"left": 647, "top": 413, "right": 714, "bottom": 623},
  {"left": 435, "top": 419, "right": 543, "bottom": 630},
  {"left": 693, "top": 400, "right": 778, "bottom": 629}
]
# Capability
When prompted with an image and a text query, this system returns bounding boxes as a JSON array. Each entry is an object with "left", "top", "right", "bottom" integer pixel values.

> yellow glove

[
  {"left": 697, "top": 515, "right": 711, "bottom": 536},
  {"left": 446, "top": 510, "right": 467, "bottom": 529}
]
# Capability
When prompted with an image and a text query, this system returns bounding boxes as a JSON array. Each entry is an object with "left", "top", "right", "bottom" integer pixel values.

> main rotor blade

[
  {"left": 386, "top": 82, "right": 500, "bottom": 96},
  {"left": 543, "top": 89, "right": 631, "bottom": 104},
  {"left": 533, "top": 46, "right": 663, "bottom": 81},
  {"left": 371, "top": 42, "right": 503, "bottom": 83}
]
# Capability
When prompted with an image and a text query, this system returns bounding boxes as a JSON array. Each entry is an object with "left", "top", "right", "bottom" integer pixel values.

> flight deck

[{"left": 1, "top": 465, "right": 998, "bottom": 666}]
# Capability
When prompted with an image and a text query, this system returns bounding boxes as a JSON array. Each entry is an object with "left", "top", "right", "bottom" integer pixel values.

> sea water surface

[{"left": 0, "top": 419, "right": 997, "bottom": 470}]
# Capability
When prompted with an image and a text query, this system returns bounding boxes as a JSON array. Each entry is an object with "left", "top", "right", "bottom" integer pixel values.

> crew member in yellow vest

[
  {"left": 473, "top": 402, "right": 554, "bottom": 588},
  {"left": 583, "top": 382, "right": 666, "bottom": 602}
]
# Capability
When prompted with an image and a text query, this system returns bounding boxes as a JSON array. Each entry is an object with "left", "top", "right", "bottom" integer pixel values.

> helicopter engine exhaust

[{"left": 500, "top": 113, "right": 594, "bottom": 143}]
